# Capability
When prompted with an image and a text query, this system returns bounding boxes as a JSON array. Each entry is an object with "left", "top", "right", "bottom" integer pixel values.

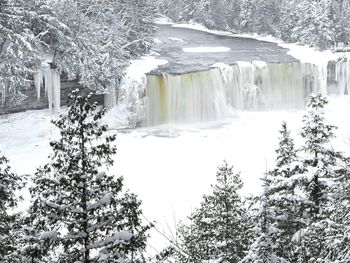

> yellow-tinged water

[{"left": 145, "top": 62, "right": 329, "bottom": 126}]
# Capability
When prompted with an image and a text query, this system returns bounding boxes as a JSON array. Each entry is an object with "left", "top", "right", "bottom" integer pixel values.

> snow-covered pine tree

[
  {"left": 0, "top": 0, "right": 40, "bottom": 105},
  {"left": 29, "top": 90, "right": 150, "bottom": 262},
  {"left": 206, "top": 162, "right": 252, "bottom": 262},
  {"left": 301, "top": 93, "right": 339, "bottom": 221},
  {"left": 298, "top": 93, "right": 348, "bottom": 262},
  {"left": 174, "top": 162, "right": 251, "bottom": 262},
  {"left": 314, "top": 144, "right": 350, "bottom": 262},
  {"left": 52, "top": 0, "right": 156, "bottom": 95},
  {"left": 253, "top": 0, "right": 281, "bottom": 35},
  {"left": 0, "top": 153, "right": 26, "bottom": 260},
  {"left": 241, "top": 176, "right": 287, "bottom": 263},
  {"left": 265, "top": 121, "right": 306, "bottom": 261},
  {"left": 4, "top": 212, "right": 55, "bottom": 263},
  {"left": 322, "top": 159, "right": 350, "bottom": 262}
]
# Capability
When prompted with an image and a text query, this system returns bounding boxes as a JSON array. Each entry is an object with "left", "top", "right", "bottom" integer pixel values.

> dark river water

[{"left": 150, "top": 24, "right": 298, "bottom": 74}]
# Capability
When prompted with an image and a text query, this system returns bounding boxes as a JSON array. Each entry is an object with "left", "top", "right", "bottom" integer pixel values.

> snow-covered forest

[
  {"left": 159, "top": 0, "right": 350, "bottom": 49},
  {"left": 0, "top": 0, "right": 156, "bottom": 105},
  {"left": 1, "top": 0, "right": 350, "bottom": 262},
  {"left": 2, "top": 0, "right": 350, "bottom": 105}
]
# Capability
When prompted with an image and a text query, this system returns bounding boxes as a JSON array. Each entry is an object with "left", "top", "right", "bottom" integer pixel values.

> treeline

[
  {"left": 158, "top": 0, "right": 350, "bottom": 50},
  {"left": 0, "top": 90, "right": 151, "bottom": 262},
  {"left": 0, "top": 0, "right": 156, "bottom": 105},
  {"left": 157, "top": 94, "right": 350, "bottom": 263},
  {"left": 1, "top": 93, "right": 349, "bottom": 262}
]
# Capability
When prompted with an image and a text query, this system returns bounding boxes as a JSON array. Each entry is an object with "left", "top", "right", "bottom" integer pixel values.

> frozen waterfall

[
  {"left": 145, "top": 62, "right": 322, "bottom": 126},
  {"left": 34, "top": 62, "right": 61, "bottom": 113}
]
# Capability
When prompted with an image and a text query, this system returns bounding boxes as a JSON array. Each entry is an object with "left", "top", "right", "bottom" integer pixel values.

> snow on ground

[
  {"left": 154, "top": 16, "right": 174, "bottom": 26},
  {"left": 2, "top": 16, "right": 350, "bottom": 256},
  {"left": 234, "top": 33, "right": 348, "bottom": 66},
  {"left": 1, "top": 95, "right": 350, "bottom": 254},
  {"left": 122, "top": 56, "right": 168, "bottom": 84},
  {"left": 102, "top": 56, "right": 168, "bottom": 128},
  {"left": 171, "top": 22, "right": 235, "bottom": 37},
  {"left": 183, "top": 46, "right": 231, "bottom": 53},
  {"left": 168, "top": 37, "right": 184, "bottom": 42}
]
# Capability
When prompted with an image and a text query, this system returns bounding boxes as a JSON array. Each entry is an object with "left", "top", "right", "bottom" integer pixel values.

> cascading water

[
  {"left": 145, "top": 62, "right": 322, "bottom": 126},
  {"left": 335, "top": 58, "right": 350, "bottom": 95},
  {"left": 327, "top": 58, "right": 350, "bottom": 95},
  {"left": 146, "top": 69, "right": 227, "bottom": 125}
]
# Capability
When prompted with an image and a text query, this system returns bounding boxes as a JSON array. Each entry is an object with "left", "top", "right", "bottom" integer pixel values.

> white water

[
  {"left": 146, "top": 69, "right": 228, "bottom": 125},
  {"left": 335, "top": 59, "right": 350, "bottom": 95},
  {"left": 145, "top": 62, "right": 323, "bottom": 126},
  {"left": 27, "top": 58, "right": 349, "bottom": 129}
]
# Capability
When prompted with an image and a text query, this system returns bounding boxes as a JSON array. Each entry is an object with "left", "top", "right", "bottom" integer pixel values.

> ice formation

[
  {"left": 28, "top": 57, "right": 348, "bottom": 127},
  {"left": 183, "top": 46, "right": 231, "bottom": 53},
  {"left": 0, "top": 81, "right": 5, "bottom": 106},
  {"left": 145, "top": 62, "right": 323, "bottom": 126},
  {"left": 34, "top": 62, "right": 61, "bottom": 113},
  {"left": 104, "top": 88, "right": 117, "bottom": 110}
]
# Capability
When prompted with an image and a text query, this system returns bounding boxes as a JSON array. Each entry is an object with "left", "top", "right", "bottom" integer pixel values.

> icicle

[
  {"left": 0, "top": 81, "right": 5, "bottom": 107},
  {"left": 104, "top": 88, "right": 117, "bottom": 110},
  {"left": 40, "top": 63, "right": 60, "bottom": 113},
  {"left": 51, "top": 68, "right": 61, "bottom": 113},
  {"left": 42, "top": 63, "right": 53, "bottom": 111},
  {"left": 33, "top": 69, "right": 43, "bottom": 100}
]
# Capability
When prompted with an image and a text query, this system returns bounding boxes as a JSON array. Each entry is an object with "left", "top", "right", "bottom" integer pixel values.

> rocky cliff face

[{"left": 0, "top": 78, "right": 103, "bottom": 115}]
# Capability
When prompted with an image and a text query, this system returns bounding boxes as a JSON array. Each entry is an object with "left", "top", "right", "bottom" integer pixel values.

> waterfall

[
  {"left": 335, "top": 59, "right": 350, "bottom": 95},
  {"left": 327, "top": 58, "right": 350, "bottom": 95},
  {"left": 146, "top": 69, "right": 228, "bottom": 125},
  {"left": 145, "top": 62, "right": 321, "bottom": 126}
]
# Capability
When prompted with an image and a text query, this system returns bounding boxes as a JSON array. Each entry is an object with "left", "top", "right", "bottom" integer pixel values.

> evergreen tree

[
  {"left": 241, "top": 177, "right": 287, "bottom": 263},
  {"left": 174, "top": 162, "right": 251, "bottom": 262},
  {"left": 319, "top": 153, "right": 350, "bottom": 262},
  {"left": 1, "top": 0, "right": 157, "bottom": 107},
  {"left": 52, "top": 0, "right": 157, "bottom": 94},
  {"left": 0, "top": 153, "right": 26, "bottom": 260},
  {"left": 29, "top": 90, "right": 150, "bottom": 262},
  {"left": 4, "top": 213, "right": 54, "bottom": 263},
  {"left": 301, "top": 93, "right": 338, "bottom": 220},
  {"left": 0, "top": 0, "right": 39, "bottom": 105},
  {"left": 239, "top": 0, "right": 256, "bottom": 32},
  {"left": 298, "top": 93, "right": 348, "bottom": 262},
  {"left": 253, "top": 0, "right": 281, "bottom": 35},
  {"left": 265, "top": 122, "right": 306, "bottom": 261},
  {"left": 158, "top": 0, "right": 344, "bottom": 49}
]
